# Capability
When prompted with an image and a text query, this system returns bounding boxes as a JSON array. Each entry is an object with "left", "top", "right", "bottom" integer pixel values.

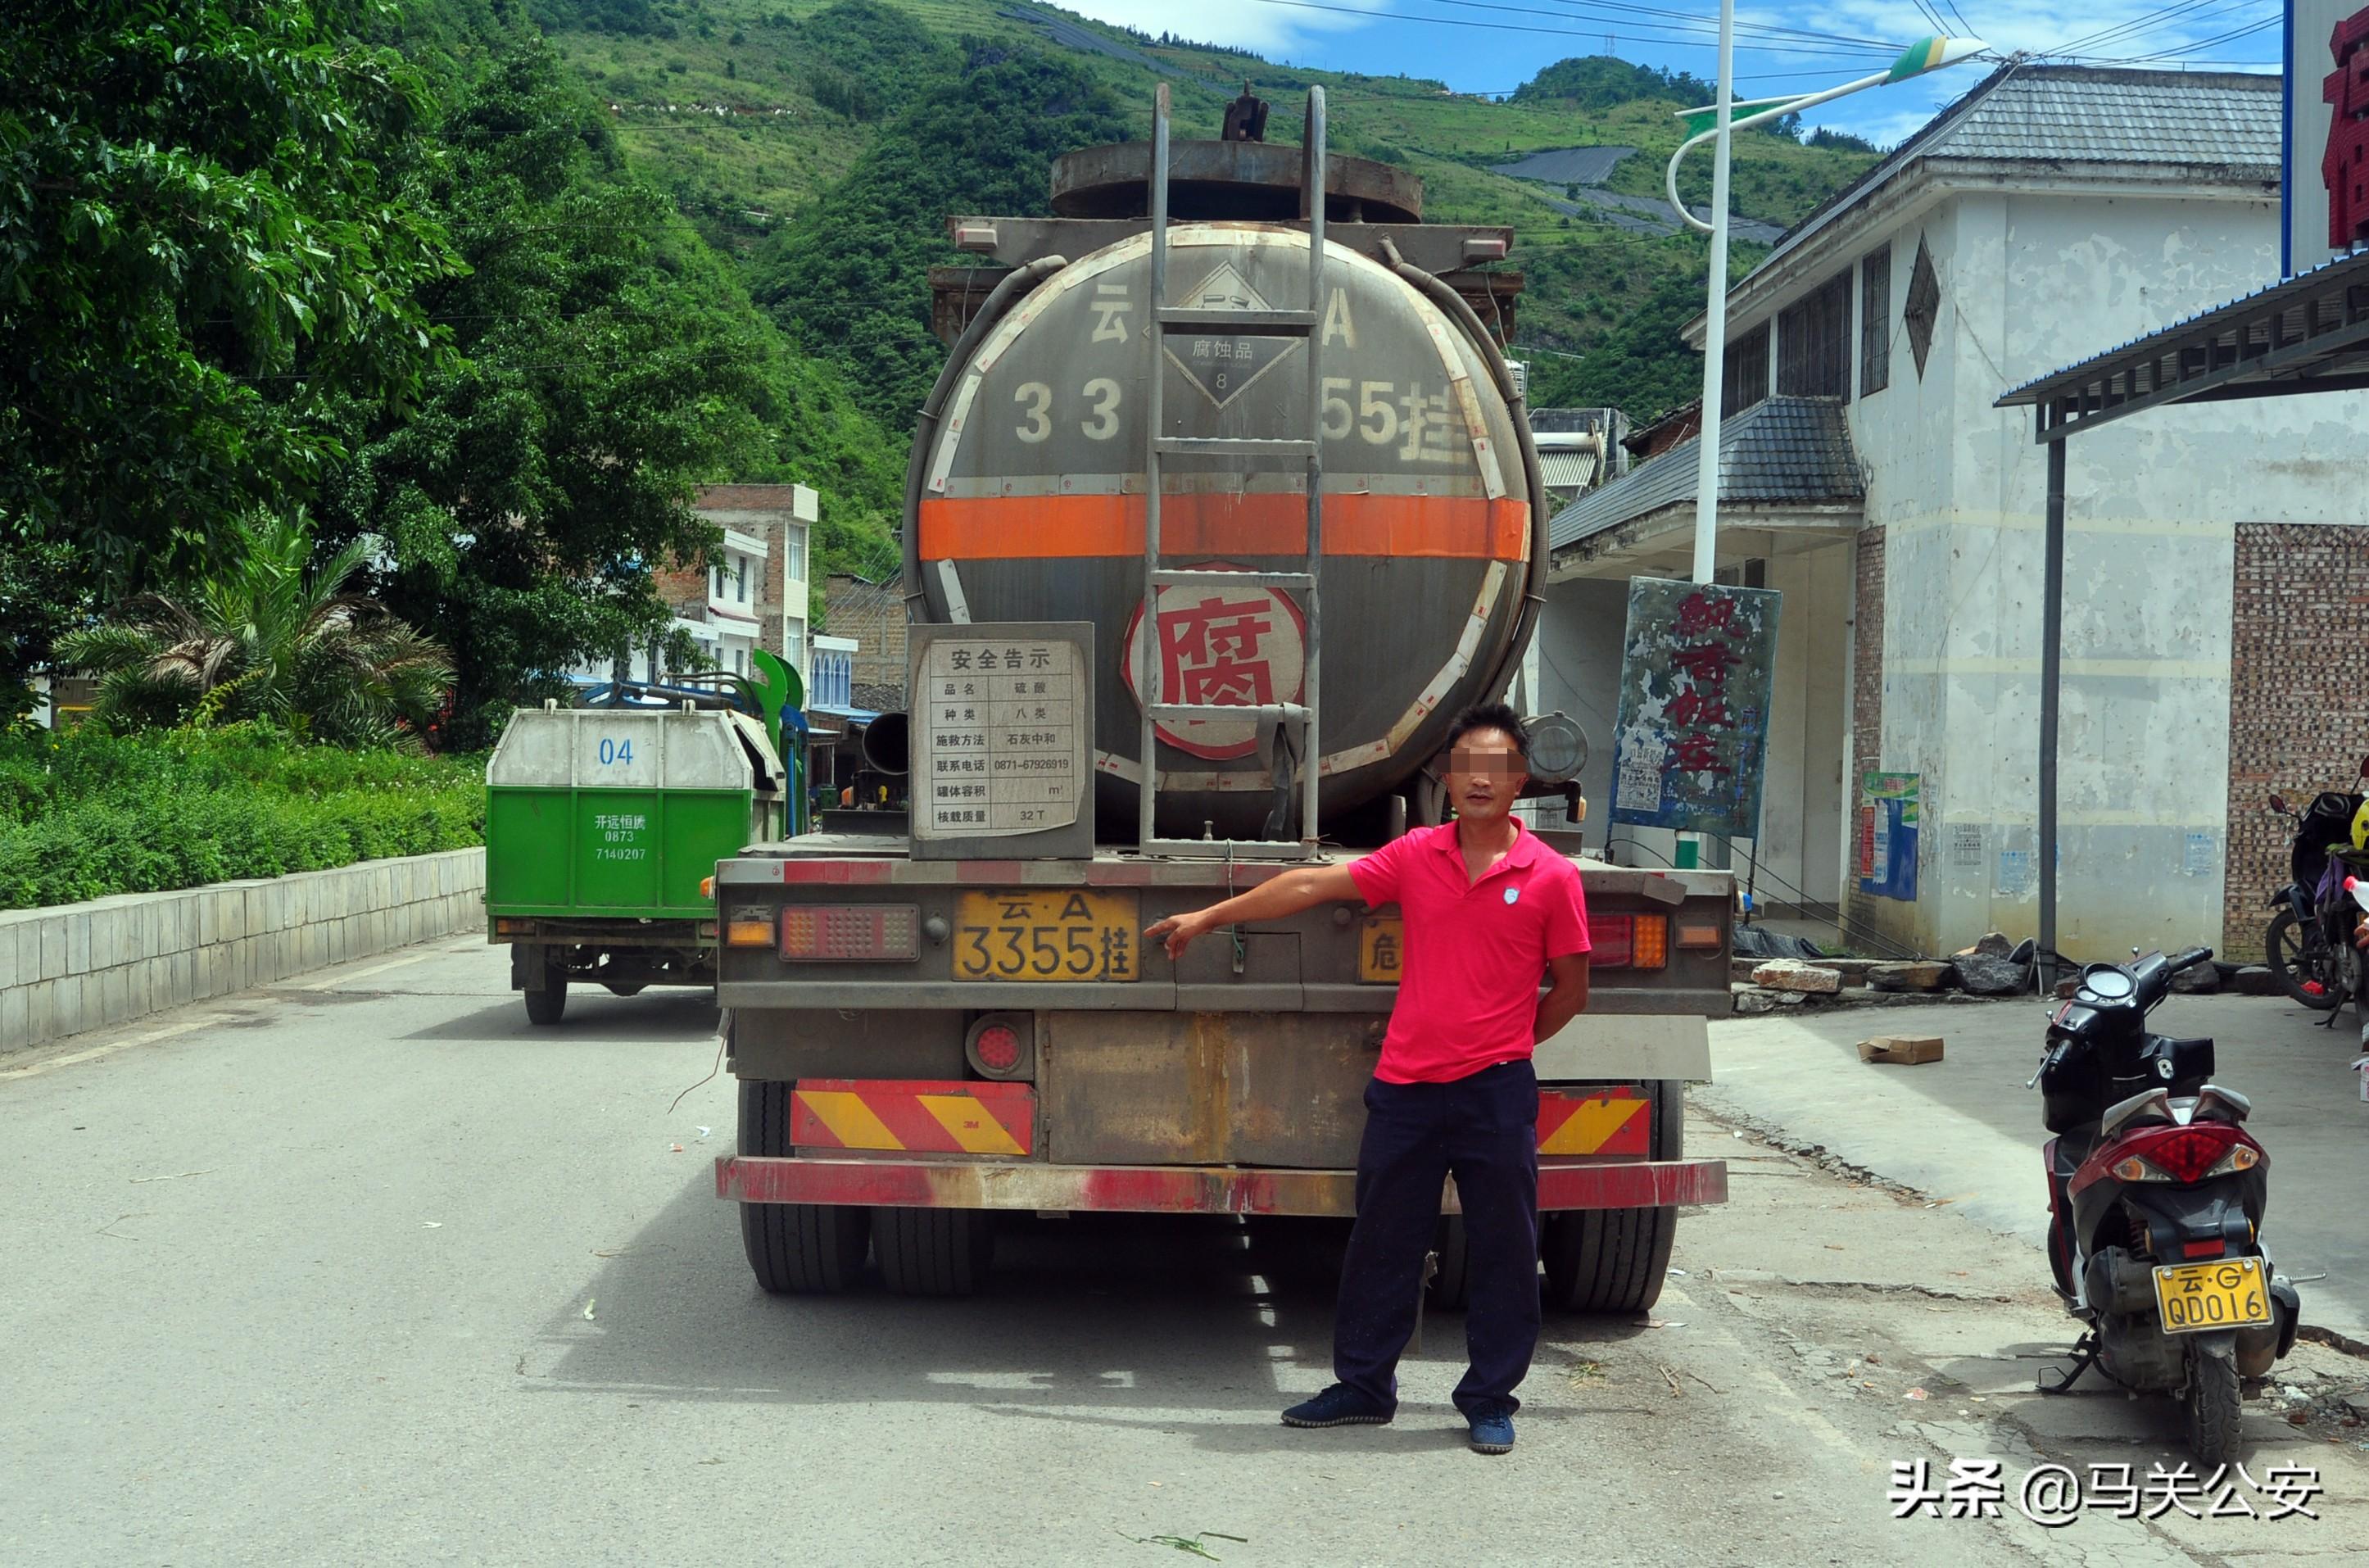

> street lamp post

[{"left": 1668, "top": 32, "right": 1988, "bottom": 586}]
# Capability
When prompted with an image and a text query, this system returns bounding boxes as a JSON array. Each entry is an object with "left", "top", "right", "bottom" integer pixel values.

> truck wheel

[
  {"left": 1542, "top": 1081, "right": 1684, "bottom": 1313},
  {"left": 874, "top": 1207, "right": 995, "bottom": 1297},
  {"left": 523, "top": 953, "right": 568, "bottom": 1026},
  {"left": 1426, "top": 1215, "right": 1471, "bottom": 1310},
  {"left": 736, "top": 1081, "right": 870, "bottom": 1294}
]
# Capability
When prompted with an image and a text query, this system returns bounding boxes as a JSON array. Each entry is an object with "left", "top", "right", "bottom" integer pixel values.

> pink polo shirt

[{"left": 1348, "top": 819, "right": 1592, "bottom": 1085}]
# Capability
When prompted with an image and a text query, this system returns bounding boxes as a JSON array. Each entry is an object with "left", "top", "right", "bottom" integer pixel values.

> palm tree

[{"left": 56, "top": 513, "right": 452, "bottom": 746}]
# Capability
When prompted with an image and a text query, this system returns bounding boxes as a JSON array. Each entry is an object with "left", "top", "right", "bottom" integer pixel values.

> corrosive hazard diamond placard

[{"left": 1162, "top": 261, "right": 1303, "bottom": 410}]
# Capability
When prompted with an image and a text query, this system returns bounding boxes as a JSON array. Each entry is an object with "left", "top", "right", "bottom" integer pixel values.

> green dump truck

[{"left": 485, "top": 659, "right": 799, "bottom": 1025}]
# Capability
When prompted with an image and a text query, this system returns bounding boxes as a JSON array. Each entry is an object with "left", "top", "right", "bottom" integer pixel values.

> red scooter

[{"left": 2031, "top": 947, "right": 2300, "bottom": 1465}]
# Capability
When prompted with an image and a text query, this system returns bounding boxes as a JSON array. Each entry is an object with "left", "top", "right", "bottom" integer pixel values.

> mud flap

[{"left": 512, "top": 944, "right": 548, "bottom": 992}]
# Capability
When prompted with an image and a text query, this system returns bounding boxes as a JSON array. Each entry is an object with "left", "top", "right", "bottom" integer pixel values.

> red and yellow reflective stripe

[
  {"left": 790, "top": 1079, "right": 1035, "bottom": 1157},
  {"left": 1536, "top": 1090, "right": 1651, "bottom": 1156},
  {"left": 918, "top": 492, "right": 1529, "bottom": 561}
]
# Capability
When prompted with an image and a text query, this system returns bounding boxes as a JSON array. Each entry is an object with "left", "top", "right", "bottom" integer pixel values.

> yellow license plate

[
  {"left": 1359, "top": 914, "right": 1404, "bottom": 984},
  {"left": 953, "top": 890, "right": 1139, "bottom": 981},
  {"left": 2152, "top": 1256, "right": 2274, "bottom": 1334}
]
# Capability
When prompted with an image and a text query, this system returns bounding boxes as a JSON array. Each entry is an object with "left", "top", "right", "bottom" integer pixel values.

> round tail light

[
  {"left": 965, "top": 1013, "right": 1032, "bottom": 1080},
  {"left": 973, "top": 1024, "right": 1022, "bottom": 1072}
]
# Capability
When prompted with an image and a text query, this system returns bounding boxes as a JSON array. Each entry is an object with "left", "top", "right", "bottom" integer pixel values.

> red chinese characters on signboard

[
  {"left": 1664, "top": 589, "right": 1742, "bottom": 782},
  {"left": 2326, "top": 7, "right": 2369, "bottom": 251},
  {"left": 1122, "top": 568, "right": 1308, "bottom": 760}
]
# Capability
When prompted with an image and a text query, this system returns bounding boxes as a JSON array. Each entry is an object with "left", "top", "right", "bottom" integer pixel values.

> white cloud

[{"left": 1055, "top": 0, "right": 1383, "bottom": 58}]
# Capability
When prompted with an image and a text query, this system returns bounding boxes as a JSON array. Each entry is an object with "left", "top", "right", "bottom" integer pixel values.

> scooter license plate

[{"left": 2151, "top": 1257, "right": 2273, "bottom": 1334}]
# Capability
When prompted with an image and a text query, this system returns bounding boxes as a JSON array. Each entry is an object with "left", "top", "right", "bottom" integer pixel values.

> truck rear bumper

[{"left": 715, "top": 1155, "right": 1727, "bottom": 1216}]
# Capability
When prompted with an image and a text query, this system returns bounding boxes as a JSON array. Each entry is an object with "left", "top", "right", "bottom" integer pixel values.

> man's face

[{"left": 1445, "top": 727, "right": 1527, "bottom": 826}]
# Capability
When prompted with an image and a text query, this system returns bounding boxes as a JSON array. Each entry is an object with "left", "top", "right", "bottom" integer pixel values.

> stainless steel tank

[{"left": 904, "top": 137, "right": 1543, "bottom": 845}]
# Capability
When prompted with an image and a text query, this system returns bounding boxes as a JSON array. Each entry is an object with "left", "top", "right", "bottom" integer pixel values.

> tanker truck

[{"left": 709, "top": 86, "right": 1730, "bottom": 1304}]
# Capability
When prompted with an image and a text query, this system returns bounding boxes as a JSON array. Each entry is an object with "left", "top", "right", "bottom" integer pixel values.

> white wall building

[{"left": 1537, "top": 64, "right": 2369, "bottom": 959}]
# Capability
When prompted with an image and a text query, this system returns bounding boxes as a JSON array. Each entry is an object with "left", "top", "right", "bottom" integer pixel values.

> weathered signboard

[
  {"left": 909, "top": 622, "right": 1094, "bottom": 860},
  {"left": 1606, "top": 578, "right": 1780, "bottom": 837}
]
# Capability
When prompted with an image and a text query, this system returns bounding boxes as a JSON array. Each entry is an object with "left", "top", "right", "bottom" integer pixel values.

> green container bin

[{"left": 485, "top": 705, "right": 786, "bottom": 921}]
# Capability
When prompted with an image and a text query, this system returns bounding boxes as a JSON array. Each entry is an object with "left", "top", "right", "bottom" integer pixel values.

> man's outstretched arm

[{"left": 1144, "top": 863, "right": 1367, "bottom": 958}]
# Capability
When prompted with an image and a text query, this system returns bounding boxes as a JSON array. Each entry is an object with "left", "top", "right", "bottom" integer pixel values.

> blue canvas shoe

[
  {"left": 1466, "top": 1406, "right": 1515, "bottom": 1454},
  {"left": 1281, "top": 1384, "right": 1394, "bottom": 1428}
]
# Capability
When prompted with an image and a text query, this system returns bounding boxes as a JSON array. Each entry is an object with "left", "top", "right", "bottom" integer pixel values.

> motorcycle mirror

[
  {"left": 2358, "top": 755, "right": 2369, "bottom": 782},
  {"left": 2267, "top": 792, "right": 2290, "bottom": 813}
]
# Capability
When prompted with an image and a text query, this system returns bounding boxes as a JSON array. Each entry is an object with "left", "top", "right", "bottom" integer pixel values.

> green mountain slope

[{"left": 511, "top": 0, "right": 1882, "bottom": 461}]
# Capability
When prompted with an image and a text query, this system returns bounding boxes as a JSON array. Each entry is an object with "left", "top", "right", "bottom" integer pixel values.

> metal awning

[{"left": 1996, "top": 249, "right": 2369, "bottom": 439}]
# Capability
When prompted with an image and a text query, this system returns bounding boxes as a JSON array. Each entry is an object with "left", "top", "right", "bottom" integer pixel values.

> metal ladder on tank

[{"left": 1135, "top": 82, "right": 1327, "bottom": 860}]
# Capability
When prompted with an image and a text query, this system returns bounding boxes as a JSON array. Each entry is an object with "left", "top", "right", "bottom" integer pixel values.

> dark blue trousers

[{"left": 1332, "top": 1059, "right": 1541, "bottom": 1417}]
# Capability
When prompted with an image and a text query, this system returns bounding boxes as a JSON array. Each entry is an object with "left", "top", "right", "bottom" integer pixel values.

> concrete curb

[{"left": 0, "top": 848, "right": 485, "bottom": 1054}]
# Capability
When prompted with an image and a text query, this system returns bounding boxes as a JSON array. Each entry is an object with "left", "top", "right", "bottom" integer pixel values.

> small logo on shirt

[{"left": 1503, "top": 886, "right": 1520, "bottom": 905}]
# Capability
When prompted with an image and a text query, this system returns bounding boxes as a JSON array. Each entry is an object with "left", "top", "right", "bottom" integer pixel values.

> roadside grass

[{"left": 0, "top": 723, "right": 484, "bottom": 911}]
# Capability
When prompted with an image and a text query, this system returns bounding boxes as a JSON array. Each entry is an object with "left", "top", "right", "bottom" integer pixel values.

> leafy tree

[
  {"left": 57, "top": 512, "right": 451, "bottom": 746},
  {"left": 316, "top": 40, "right": 793, "bottom": 744},
  {"left": 0, "top": 538, "right": 89, "bottom": 723},
  {"left": 750, "top": 43, "right": 1129, "bottom": 430},
  {"left": 0, "top": 0, "right": 462, "bottom": 605}
]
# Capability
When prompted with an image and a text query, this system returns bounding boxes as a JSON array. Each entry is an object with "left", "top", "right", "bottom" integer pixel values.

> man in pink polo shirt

[{"left": 1144, "top": 702, "right": 1591, "bottom": 1454}]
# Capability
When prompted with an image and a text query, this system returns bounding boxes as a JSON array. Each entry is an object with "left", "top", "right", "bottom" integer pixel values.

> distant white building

[
  {"left": 1531, "top": 64, "right": 2369, "bottom": 959},
  {"left": 575, "top": 483, "right": 818, "bottom": 691}
]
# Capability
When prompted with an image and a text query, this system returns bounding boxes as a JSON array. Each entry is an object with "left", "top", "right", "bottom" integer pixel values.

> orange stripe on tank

[{"left": 917, "top": 492, "right": 1529, "bottom": 561}]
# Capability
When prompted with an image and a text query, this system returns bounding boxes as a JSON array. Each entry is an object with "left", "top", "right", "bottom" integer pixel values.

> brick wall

[
  {"left": 2222, "top": 523, "right": 2369, "bottom": 953},
  {"left": 826, "top": 573, "right": 908, "bottom": 709},
  {"left": 1843, "top": 525, "right": 1886, "bottom": 936}
]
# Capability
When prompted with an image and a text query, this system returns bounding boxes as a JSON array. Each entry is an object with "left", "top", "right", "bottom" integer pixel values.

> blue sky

[{"left": 1061, "top": 0, "right": 2286, "bottom": 148}]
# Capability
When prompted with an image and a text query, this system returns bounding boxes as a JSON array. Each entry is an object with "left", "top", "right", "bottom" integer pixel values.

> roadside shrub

[{"left": 0, "top": 723, "right": 483, "bottom": 909}]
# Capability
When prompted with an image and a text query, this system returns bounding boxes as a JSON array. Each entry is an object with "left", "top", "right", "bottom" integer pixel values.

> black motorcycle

[
  {"left": 2263, "top": 766, "right": 2368, "bottom": 1009},
  {"left": 2032, "top": 947, "right": 2301, "bottom": 1465}
]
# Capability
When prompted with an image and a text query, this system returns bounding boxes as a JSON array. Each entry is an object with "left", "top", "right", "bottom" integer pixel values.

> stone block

[
  {"left": 88, "top": 909, "right": 120, "bottom": 972},
  {"left": 169, "top": 951, "right": 195, "bottom": 1007},
  {"left": 1751, "top": 959, "right": 1842, "bottom": 995},
  {"left": 139, "top": 903, "right": 163, "bottom": 959},
  {"left": 39, "top": 917, "right": 66, "bottom": 981},
  {"left": 25, "top": 979, "right": 53, "bottom": 1043},
  {"left": 1732, "top": 983, "right": 1810, "bottom": 1014},
  {"left": 52, "top": 974, "right": 86, "bottom": 1037},
  {"left": 101, "top": 967, "right": 131, "bottom": 1025},
  {"left": 66, "top": 913, "right": 92, "bottom": 975},
  {"left": 1, "top": 981, "right": 27, "bottom": 1047},
  {"left": 1867, "top": 960, "right": 1954, "bottom": 992},
  {"left": 202, "top": 945, "right": 231, "bottom": 999},
  {"left": 1954, "top": 952, "right": 2031, "bottom": 995},
  {"left": 0, "top": 928, "right": 16, "bottom": 994}
]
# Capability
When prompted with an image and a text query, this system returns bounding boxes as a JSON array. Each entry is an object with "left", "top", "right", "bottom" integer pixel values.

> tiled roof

[
  {"left": 1750, "top": 64, "right": 2280, "bottom": 285},
  {"left": 1546, "top": 397, "right": 1863, "bottom": 551}
]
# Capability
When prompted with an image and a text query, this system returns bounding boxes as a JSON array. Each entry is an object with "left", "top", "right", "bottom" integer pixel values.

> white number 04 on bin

[{"left": 2151, "top": 1256, "right": 2273, "bottom": 1333}]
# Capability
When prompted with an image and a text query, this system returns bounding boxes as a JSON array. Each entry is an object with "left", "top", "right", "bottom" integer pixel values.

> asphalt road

[{"left": 5, "top": 940, "right": 2366, "bottom": 1566}]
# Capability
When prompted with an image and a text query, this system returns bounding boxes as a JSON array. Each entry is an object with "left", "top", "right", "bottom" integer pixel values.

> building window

[
  {"left": 1859, "top": 245, "right": 1891, "bottom": 397},
  {"left": 1776, "top": 270, "right": 1850, "bottom": 398},
  {"left": 1903, "top": 233, "right": 1941, "bottom": 379},
  {"left": 786, "top": 532, "right": 805, "bottom": 582},
  {"left": 734, "top": 555, "right": 749, "bottom": 601},
  {"left": 711, "top": 560, "right": 723, "bottom": 597},
  {"left": 1720, "top": 321, "right": 1769, "bottom": 417}
]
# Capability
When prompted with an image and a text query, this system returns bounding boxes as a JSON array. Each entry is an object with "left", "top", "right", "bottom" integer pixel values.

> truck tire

[
  {"left": 523, "top": 951, "right": 568, "bottom": 1026},
  {"left": 1541, "top": 1081, "right": 1684, "bottom": 1314},
  {"left": 874, "top": 1207, "right": 995, "bottom": 1297},
  {"left": 736, "top": 1081, "right": 870, "bottom": 1294}
]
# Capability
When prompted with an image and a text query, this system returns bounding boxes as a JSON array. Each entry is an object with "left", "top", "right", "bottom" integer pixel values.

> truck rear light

[
  {"left": 1591, "top": 915, "right": 1633, "bottom": 968},
  {"left": 967, "top": 1013, "right": 1034, "bottom": 1080},
  {"left": 1677, "top": 921, "right": 1722, "bottom": 950},
  {"left": 780, "top": 905, "right": 920, "bottom": 962},
  {"left": 496, "top": 918, "right": 529, "bottom": 936},
  {"left": 725, "top": 907, "right": 776, "bottom": 947},
  {"left": 1631, "top": 914, "right": 1668, "bottom": 969}
]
